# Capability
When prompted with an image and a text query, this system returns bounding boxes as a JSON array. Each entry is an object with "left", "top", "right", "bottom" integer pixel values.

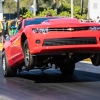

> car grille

[
  {"left": 43, "top": 37, "right": 97, "bottom": 46},
  {"left": 49, "top": 27, "right": 89, "bottom": 32}
]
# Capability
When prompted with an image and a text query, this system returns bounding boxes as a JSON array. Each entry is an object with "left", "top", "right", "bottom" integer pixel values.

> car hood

[{"left": 28, "top": 18, "right": 100, "bottom": 28}]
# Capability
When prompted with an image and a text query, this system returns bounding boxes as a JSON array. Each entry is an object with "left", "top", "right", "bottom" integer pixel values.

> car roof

[
  {"left": 24, "top": 17, "right": 61, "bottom": 21},
  {"left": 24, "top": 18, "right": 34, "bottom": 21}
]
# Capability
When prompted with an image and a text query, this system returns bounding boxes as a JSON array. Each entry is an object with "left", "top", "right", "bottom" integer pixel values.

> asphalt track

[{"left": 0, "top": 53, "right": 100, "bottom": 100}]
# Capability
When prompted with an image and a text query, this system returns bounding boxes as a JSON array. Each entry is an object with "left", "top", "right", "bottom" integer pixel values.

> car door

[{"left": 10, "top": 22, "right": 23, "bottom": 63}]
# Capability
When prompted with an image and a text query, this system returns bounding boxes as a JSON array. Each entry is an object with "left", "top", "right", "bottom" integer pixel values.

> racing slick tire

[
  {"left": 2, "top": 51, "right": 17, "bottom": 77},
  {"left": 91, "top": 53, "right": 100, "bottom": 66},
  {"left": 60, "top": 64, "right": 75, "bottom": 75},
  {"left": 23, "top": 39, "right": 34, "bottom": 70}
]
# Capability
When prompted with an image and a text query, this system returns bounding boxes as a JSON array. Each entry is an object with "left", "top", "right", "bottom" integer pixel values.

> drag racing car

[{"left": 2, "top": 17, "right": 100, "bottom": 77}]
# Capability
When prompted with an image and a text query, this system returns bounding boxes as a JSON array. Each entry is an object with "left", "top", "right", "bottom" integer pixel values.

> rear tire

[
  {"left": 23, "top": 39, "right": 35, "bottom": 70},
  {"left": 60, "top": 64, "right": 75, "bottom": 75},
  {"left": 2, "top": 51, "right": 17, "bottom": 77},
  {"left": 91, "top": 54, "right": 100, "bottom": 66}
]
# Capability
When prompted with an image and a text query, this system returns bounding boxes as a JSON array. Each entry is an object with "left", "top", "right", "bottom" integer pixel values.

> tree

[
  {"left": 20, "top": 7, "right": 28, "bottom": 15},
  {"left": 38, "top": 9, "right": 57, "bottom": 17},
  {"left": 3, "top": 0, "right": 17, "bottom": 13},
  {"left": 24, "top": 10, "right": 34, "bottom": 18},
  {"left": 52, "top": 0, "right": 56, "bottom": 9},
  {"left": 36, "top": 0, "right": 39, "bottom": 12},
  {"left": 20, "top": 0, "right": 33, "bottom": 9},
  {"left": 2, "top": 0, "right": 88, "bottom": 19},
  {"left": 81, "top": 0, "right": 84, "bottom": 15}
]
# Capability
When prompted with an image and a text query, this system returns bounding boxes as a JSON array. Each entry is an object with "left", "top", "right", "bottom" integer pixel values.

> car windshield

[{"left": 24, "top": 17, "right": 57, "bottom": 26}]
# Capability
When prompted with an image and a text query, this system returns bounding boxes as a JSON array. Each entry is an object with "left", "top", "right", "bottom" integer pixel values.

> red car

[{"left": 2, "top": 17, "right": 100, "bottom": 77}]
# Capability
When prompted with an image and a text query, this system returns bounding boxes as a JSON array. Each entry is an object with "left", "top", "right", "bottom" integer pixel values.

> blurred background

[{"left": 2, "top": 0, "right": 88, "bottom": 20}]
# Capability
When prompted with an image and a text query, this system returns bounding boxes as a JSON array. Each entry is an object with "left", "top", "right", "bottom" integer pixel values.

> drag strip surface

[{"left": 0, "top": 53, "right": 100, "bottom": 100}]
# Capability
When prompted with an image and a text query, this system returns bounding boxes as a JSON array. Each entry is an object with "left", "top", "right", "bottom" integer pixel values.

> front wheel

[
  {"left": 60, "top": 64, "right": 75, "bottom": 75},
  {"left": 2, "top": 51, "right": 17, "bottom": 77},
  {"left": 23, "top": 40, "right": 35, "bottom": 70}
]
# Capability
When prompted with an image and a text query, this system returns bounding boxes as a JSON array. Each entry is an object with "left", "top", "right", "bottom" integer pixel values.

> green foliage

[
  {"left": 74, "top": 6, "right": 81, "bottom": 15},
  {"left": 20, "top": 0, "right": 33, "bottom": 9},
  {"left": 2, "top": 0, "right": 88, "bottom": 19},
  {"left": 20, "top": 7, "right": 34, "bottom": 18},
  {"left": 61, "top": 3, "right": 71, "bottom": 13},
  {"left": 20, "top": 7, "right": 28, "bottom": 15},
  {"left": 58, "top": 11, "right": 70, "bottom": 17},
  {"left": 23, "top": 10, "right": 34, "bottom": 18},
  {"left": 3, "top": 0, "right": 17, "bottom": 13},
  {"left": 38, "top": 9, "right": 57, "bottom": 17},
  {"left": 73, "top": 6, "right": 87, "bottom": 19},
  {"left": 80, "top": 14, "right": 87, "bottom": 19}
]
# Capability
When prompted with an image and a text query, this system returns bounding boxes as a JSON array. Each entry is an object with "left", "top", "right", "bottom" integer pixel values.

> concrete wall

[
  {"left": 88, "top": 0, "right": 100, "bottom": 20},
  {"left": 0, "top": 2, "right": 3, "bottom": 20}
]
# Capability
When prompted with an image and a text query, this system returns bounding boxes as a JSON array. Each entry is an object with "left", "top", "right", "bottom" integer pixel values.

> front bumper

[
  {"left": 30, "top": 44, "right": 100, "bottom": 55},
  {"left": 29, "top": 31, "right": 100, "bottom": 55}
]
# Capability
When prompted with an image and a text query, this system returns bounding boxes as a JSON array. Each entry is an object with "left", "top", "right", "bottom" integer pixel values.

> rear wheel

[
  {"left": 23, "top": 40, "right": 35, "bottom": 70},
  {"left": 2, "top": 51, "right": 17, "bottom": 77},
  {"left": 91, "top": 53, "right": 100, "bottom": 66},
  {"left": 60, "top": 63, "right": 75, "bottom": 75}
]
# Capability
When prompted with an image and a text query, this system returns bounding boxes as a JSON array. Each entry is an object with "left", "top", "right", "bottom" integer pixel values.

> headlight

[
  {"left": 89, "top": 26, "right": 100, "bottom": 31},
  {"left": 33, "top": 28, "right": 38, "bottom": 33},
  {"left": 33, "top": 28, "right": 49, "bottom": 34}
]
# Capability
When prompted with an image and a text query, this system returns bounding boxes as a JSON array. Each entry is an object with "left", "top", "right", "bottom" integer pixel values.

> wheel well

[{"left": 21, "top": 33, "right": 27, "bottom": 50}]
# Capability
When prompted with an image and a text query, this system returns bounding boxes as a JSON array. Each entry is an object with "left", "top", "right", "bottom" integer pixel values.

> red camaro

[{"left": 2, "top": 17, "right": 100, "bottom": 77}]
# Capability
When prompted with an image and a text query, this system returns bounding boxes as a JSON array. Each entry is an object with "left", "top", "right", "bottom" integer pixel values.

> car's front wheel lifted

[
  {"left": 23, "top": 40, "right": 35, "bottom": 70},
  {"left": 60, "top": 63, "right": 75, "bottom": 75},
  {"left": 2, "top": 51, "right": 17, "bottom": 77}
]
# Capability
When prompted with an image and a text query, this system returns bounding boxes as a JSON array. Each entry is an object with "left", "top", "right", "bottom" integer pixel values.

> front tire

[
  {"left": 23, "top": 40, "right": 35, "bottom": 70},
  {"left": 2, "top": 51, "right": 17, "bottom": 77},
  {"left": 60, "top": 64, "right": 75, "bottom": 75}
]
